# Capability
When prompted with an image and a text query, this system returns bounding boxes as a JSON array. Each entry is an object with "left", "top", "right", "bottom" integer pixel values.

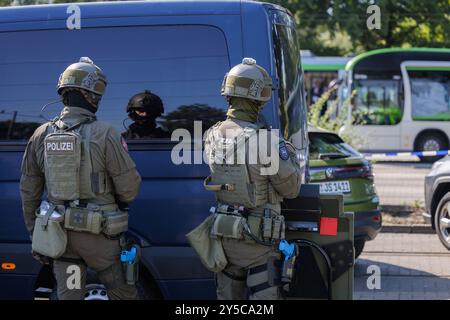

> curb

[
  {"left": 380, "top": 224, "right": 434, "bottom": 234},
  {"left": 380, "top": 205, "right": 417, "bottom": 213}
]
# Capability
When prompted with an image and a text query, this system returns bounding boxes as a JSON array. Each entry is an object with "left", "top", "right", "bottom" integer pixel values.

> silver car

[{"left": 424, "top": 156, "right": 450, "bottom": 250}]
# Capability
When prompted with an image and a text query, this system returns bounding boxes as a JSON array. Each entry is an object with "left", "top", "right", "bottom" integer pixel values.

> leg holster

[{"left": 247, "top": 257, "right": 282, "bottom": 296}]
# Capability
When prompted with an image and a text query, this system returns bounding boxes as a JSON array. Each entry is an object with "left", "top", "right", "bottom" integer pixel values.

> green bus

[{"left": 340, "top": 48, "right": 450, "bottom": 161}]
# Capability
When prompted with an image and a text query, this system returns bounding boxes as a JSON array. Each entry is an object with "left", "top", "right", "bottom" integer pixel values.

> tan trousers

[
  {"left": 52, "top": 231, "right": 139, "bottom": 300},
  {"left": 216, "top": 238, "right": 282, "bottom": 300}
]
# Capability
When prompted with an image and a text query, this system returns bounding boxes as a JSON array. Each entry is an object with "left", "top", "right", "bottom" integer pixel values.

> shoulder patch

[
  {"left": 120, "top": 136, "right": 129, "bottom": 152},
  {"left": 279, "top": 141, "right": 290, "bottom": 160}
]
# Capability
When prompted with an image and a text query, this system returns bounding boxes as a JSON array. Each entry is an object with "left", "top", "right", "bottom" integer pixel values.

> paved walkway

[{"left": 354, "top": 233, "right": 450, "bottom": 300}]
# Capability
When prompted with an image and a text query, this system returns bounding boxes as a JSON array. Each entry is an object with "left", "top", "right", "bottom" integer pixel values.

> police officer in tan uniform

[
  {"left": 20, "top": 57, "right": 142, "bottom": 300},
  {"left": 203, "top": 58, "right": 303, "bottom": 300}
]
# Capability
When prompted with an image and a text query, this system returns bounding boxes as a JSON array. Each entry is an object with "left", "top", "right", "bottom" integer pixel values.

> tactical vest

[
  {"left": 43, "top": 118, "right": 106, "bottom": 201},
  {"left": 204, "top": 123, "right": 281, "bottom": 209}
]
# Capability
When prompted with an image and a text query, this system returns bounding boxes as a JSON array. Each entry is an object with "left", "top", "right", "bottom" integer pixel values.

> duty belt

[
  {"left": 49, "top": 200, "right": 127, "bottom": 237},
  {"left": 214, "top": 203, "right": 278, "bottom": 217},
  {"left": 61, "top": 200, "right": 118, "bottom": 211},
  {"left": 212, "top": 203, "right": 285, "bottom": 245}
]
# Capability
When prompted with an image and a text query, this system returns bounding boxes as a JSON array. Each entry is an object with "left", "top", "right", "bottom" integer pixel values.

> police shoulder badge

[
  {"left": 279, "top": 141, "right": 289, "bottom": 160},
  {"left": 120, "top": 136, "right": 129, "bottom": 152}
]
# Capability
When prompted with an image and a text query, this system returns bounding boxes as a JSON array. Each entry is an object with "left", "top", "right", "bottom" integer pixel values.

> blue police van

[{"left": 0, "top": 0, "right": 308, "bottom": 299}]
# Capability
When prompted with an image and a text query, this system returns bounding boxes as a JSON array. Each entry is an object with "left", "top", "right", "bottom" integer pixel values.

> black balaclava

[{"left": 63, "top": 89, "right": 98, "bottom": 114}]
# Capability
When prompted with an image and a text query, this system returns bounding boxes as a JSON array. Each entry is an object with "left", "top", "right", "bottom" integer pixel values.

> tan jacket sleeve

[
  {"left": 268, "top": 138, "right": 303, "bottom": 199},
  {"left": 105, "top": 127, "right": 142, "bottom": 203},
  {"left": 20, "top": 126, "right": 46, "bottom": 235}
]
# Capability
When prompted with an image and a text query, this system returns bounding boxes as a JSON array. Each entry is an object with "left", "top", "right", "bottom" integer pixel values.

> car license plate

[{"left": 317, "top": 181, "right": 351, "bottom": 194}]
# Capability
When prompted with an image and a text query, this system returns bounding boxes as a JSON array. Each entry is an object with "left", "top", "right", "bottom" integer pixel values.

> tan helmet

[
  {"left": 221, "top": 57, "right": 272, "bottom": 102},
  {"left": 57, "top": 57, "right": 107, "bottom": 96}
]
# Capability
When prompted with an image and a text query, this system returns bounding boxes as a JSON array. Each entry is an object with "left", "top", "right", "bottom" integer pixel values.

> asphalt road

[
  {"left": 372, "top": 161, "right": 433, "bottom": 207},
  {"left": 354, "top": 232, "right": 450, "bottom": 300}
]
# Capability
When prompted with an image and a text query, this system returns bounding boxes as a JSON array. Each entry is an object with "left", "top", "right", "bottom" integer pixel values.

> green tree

[
  {"left": 272, "top": 0, "right": 450, "bottom": 55},
  {"left": 272, "top": 0, "right": 350, "bottom": 55},
  {"left": 331, "top": 0, "right": 450, "bottom": 51}
]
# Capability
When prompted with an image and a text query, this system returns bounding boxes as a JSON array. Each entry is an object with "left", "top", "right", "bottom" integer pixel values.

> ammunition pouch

[{"left": 32, "top": 204, "right": 67, "bottom": 259}]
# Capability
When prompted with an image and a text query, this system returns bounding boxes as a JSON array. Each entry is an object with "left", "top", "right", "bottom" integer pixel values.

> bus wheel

[{"left": 416, "top": 133, "right": 447, "bottom": 163}]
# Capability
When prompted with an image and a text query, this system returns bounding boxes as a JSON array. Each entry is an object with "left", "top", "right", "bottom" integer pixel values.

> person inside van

[{"left": 122, "top": 90, "right": 170, "bottom": 139}]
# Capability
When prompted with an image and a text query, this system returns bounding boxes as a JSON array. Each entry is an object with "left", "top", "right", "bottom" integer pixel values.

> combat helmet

[
  {"left": 126, "top": 90, "right": 164, "bottom": 122},
  {"left": 57, "top": 57, "right": 107, "bottom": 108},
  {"left": 221, "top": 57, "right": 272, "bottom": 102}
]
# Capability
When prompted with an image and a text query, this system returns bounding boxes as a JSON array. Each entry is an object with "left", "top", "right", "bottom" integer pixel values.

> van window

[
  {"left": 0, "top": 25, "right": 229, "bottom": 141},
  {"left": 271, "top": 10, "right": 308, "bottom": 150},
  {"left": 409, "top": 69, "right": 450, "bottom": 121},
  {"left": 353, "top": 74, "right": 403, "bottom": 125}
]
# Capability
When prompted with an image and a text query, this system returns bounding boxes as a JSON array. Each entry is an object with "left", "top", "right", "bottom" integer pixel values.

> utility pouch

[
  {"left": 64, "top": 207, "right": 103, "bottom": 234},
  {"left": 243, "top": 214, "right": 262, "bottom": 243},
  {"left": 272, "top": 215, "right": 285, "bottom": 241},
  {"left": 186, "top": 214, "right": 228, "bottom": 273},
  {"left": 210, "top": 214, "right": 245, "bottom": 240},
  {"left": 103, "top": 210, "right": 129, "bottom": 236},
  {"left": 32, "top": 203, "right": 67, "bottom": 259}
]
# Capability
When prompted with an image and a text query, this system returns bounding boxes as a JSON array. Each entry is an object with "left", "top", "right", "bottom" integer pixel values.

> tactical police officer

[
  {"left": 20, "top": 57, "right": 142, "bottom": 300},
  {"left": 203, "top": 58, "right": 303, "bottom": 299},
  {"left": 122, "top": 90, "right": 169, "bottom": 139}
]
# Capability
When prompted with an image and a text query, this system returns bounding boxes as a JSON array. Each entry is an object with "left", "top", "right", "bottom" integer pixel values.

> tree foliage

[{"left": 272, "top": 0, "right": 450, "bottom": 55}]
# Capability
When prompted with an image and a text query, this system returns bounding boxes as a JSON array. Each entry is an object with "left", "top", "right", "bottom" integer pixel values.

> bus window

[
  {"left": 353, "top": 76, "right": 403, "bottom": 125},
  {"left": 409, "top": 70, "right": 450, "bottom": 121},
  {"left": 271, "top": 10, "right": 308, "bottom": 150},
  {"left": 304, "top": 72, "right": 337, "bottom": 106}
]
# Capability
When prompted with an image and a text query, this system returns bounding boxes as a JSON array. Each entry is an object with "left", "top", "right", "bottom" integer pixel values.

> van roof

[{"left": 0, "top": 0, "right": 276, "bottom": 23}]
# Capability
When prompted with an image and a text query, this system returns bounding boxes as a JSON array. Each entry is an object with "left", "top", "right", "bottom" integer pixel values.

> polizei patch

[
  {"left": 45, "top": 135, "right": 77, "bottom": 155},
  {"left": 46, "top": 141, "right": 74, "bottom": 152}
]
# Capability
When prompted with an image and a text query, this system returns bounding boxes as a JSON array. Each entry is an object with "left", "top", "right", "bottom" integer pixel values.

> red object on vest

[{"left": 320, "top": 217, "right": 338, "bottom": 236}]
